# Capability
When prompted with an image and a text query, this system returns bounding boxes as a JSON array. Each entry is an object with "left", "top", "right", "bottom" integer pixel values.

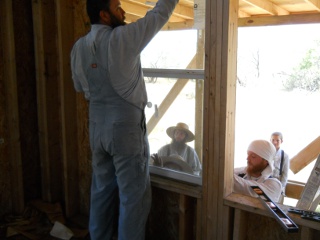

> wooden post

[
  {"left": 179, "top": 194, "right": 195, "bottom": 240},
  {"left": 195, "top": 29, "right": 205, "bottom": 162},
  {"left": 233, "top": 209, "right": 248, "bottom": 240},
  {"left": 0, "top": 0, "right": 24, "bottom": 214},
  {"left": 202, "top": 0, "right": 238, "bottom": 239},
  {"left": 196, "top": 198, "right": 202, "bottom": 240},
  {"left": 56, "top": 0, "right": 79, "bottom": 218},
  {"left": 32, "top": 0, "right": 63, "bottom": 202},
  {"left": 300, "top": 226, "right": 314, "bottom": 240}
]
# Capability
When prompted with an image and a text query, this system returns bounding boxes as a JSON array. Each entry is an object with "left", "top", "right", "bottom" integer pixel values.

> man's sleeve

[
  {"left": 233, "top": 174, "right": 256, "bottom": 197},
  {"left": 157, "top": 145, "right": 168, "bottom": 156},
  {"left": 70, "top": 39, "right": 90, "bottom": 100},
  {"left": 234, "top": 167, "right": 246, "bottom": 175},
  {"left": 233, "top": 175, "right": 282, "bottom": 202},
  {"left": 108, "top": 0, "right": 179, "bottom": 108}
]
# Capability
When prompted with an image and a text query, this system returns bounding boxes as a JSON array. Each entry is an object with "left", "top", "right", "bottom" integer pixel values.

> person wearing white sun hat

[
  {"left": 233, "top": 139, "right": 282, "bottom": 202},
  {"left": 157, "top": 122, "right": 202, "bottom": 175}
]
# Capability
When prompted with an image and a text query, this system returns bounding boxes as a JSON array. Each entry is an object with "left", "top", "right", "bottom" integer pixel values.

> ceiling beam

[
  {"left": 162, "top": 19, "right": 194, "bottom": 30},
  {"left": 123, "top": 0, "right": 320, "bottom": 29},
  {"left": 242, "top": 0, "right": 288, "bottom": 16},
  {"left": 306, "top": 0, "right": 320, "bottom": 11},
  {"left": 123, "top": 0, "right": 194, "bottom": 20},
  {"left": 239, "top": 12, "right": 320, "bottom": 26},
  {"left": 238, "top": 9, "right": 251, "bottom": 18},
  {"left": 172, "top": 3, "right": 194, "bottom": 20},
  {"left": 122, "top": 1, "right": 150, "bottom": 17}
]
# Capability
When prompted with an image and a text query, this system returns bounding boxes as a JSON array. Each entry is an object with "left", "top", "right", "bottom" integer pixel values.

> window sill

[
  {"left": 224, "top": 193, "right": 320, "bottom": 231},
  {"left": 150, "top": 172, "right": 202, "bottom": 198},
  {"left": 149, "top": 165, "right": 202, "bottom": 186}
]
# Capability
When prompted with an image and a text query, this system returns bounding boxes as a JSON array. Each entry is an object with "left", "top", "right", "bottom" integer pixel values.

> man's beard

[
  {"left": 247, "top": 161, "right": 268, "bottom": 177},
  {"left": 172, "top": 139, "right": 186, "bottom": 150},
  {"left": 109, "top": 12, "right": 126, "bottom": 28}
]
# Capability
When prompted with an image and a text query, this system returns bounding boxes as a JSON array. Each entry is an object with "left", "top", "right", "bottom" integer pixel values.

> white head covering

[{"left": 247, "top": 140, "right": 276, "bottom": 172}]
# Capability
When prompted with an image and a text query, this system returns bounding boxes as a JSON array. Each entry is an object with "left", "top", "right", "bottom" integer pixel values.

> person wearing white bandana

[{"left": 234, "top": 140, "right": 282, "bottom": 202}]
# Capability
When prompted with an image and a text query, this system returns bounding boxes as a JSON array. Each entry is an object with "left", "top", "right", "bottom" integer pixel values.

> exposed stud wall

[
  {"left": 147, "top": 188, "right": 180, "bottom": 240},
  {"left": 32, "top": 0, "right": 63, "bottom": 203},
  {"left": 0, "top": 9, "right": 12, "bottom": 217},
  {"left": 14, "top": 0, "right": 41, "bottom": 204},
  {"left": 245, "top": 213, "right": 300, "bottom": 240},
  {"left": 73, "top": 0, "right": 91, "bottom": 216},
  {"left": 1, "top": 1, "right": 320, "bottom": 239},
  {"left": 1, "top": 0, "right": 26, "bottom": 215}
]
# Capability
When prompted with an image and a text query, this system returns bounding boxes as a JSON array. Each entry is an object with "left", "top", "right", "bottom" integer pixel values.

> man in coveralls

[{"left": 70, "top": 0, "right": 178, "bottom": 239}]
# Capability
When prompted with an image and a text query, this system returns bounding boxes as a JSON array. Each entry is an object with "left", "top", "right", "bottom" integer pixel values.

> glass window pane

[
  {"left": 146, "top": 78, "right": 197, "bottom": 152},
  {"left": 141, "top": 30, "right": 201, "bottom": 69},
  {"left": 145, "top": 77, "right": 203, "bottom": 181}
]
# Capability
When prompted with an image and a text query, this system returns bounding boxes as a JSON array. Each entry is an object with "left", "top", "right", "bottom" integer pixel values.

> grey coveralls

[{"left": 70, "top": 0, "right": 178, "bottom": 239}]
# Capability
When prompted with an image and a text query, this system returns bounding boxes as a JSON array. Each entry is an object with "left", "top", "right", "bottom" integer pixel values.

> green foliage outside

[{"left": 283, "top": 40, "right": 320, "bottom": 92}]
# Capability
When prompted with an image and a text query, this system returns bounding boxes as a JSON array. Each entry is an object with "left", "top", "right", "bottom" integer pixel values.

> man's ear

[{"left": 99, "top": 10, "right": 110, "bottom": 24}]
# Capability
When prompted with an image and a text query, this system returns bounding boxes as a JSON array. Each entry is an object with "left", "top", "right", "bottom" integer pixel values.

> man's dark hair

[{"left": 87, "top": 0, "right": 111, "bottom": 24}]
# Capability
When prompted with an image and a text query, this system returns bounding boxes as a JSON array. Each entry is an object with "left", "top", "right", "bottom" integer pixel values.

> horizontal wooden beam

[
  {"left": 122, "top": 0, "right": 193, "bottom": 23},
  {"left": 307, "top": 0, "right": 320, "bottom": 11},
  {"left": 290, "top": 136, "right": 320, "bottom": 174},
  {"left": 238, "top": 13, "right": 320, "bottom": 27},
  {"left": 242, "top": 0, "right": 286, "bottom": 16},
  {"left": 285, "top": 181, "right": 305, "bottom": 200}
]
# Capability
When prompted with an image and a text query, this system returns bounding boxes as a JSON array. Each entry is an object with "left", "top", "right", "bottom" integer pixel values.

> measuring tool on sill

[
  {"left": 288, "top": 207, "right": 320, "bottom": 223},
  {"left": 251, "top": 186, "right": 299, "bottom": 233}
]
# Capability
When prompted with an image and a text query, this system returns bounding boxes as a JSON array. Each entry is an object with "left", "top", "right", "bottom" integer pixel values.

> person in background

[
  {"left": 157, "top": 122, "right": 202, "bottom": 175},
  {"left": 70, "top": 0, "right": 178, "bottom": 239},
  {"left": 270, "top": 131, "right": 290, "bottom": 203},
  {"left": 234, "top": 139, "right": 282, "bottom": 202}
]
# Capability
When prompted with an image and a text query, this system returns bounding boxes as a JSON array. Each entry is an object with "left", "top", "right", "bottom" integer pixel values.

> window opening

[{"left": 235, "top": 23, "right": 320, "bottom": 206}]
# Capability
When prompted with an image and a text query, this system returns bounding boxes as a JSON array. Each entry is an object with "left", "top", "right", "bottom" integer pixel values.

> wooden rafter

[
  {"left": 121, "top": 0, "right": 320, "bottom": 29},
  {"left": 306, "top": 0, "right": 320, "bottom": 11},
  {"left": 241, "top": 0, "right": 288, "bottom": 16}
]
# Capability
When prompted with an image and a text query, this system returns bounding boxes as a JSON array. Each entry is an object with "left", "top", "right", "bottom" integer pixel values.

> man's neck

[
  {"left": 249, "top": 172, "right": 262, "bottom": 178},
  {"left": 247, "top": 168, "right": 262, "bottom": 178}
]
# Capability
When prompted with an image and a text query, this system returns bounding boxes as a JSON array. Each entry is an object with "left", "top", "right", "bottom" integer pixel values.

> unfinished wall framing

[{"left": 1, "top": 0, "right": 320, "bottom": 239}]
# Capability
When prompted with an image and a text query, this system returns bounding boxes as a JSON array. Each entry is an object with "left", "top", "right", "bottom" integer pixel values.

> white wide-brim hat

[{"left": 166, "top": 122, "right": 195, "bottom": 142}]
